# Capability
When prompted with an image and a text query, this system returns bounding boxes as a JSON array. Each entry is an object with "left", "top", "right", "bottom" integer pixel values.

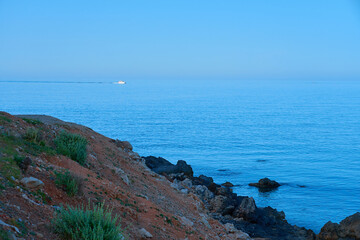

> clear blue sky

[{"left": 0, "top": 0, "right": 360, "bottom": 80}]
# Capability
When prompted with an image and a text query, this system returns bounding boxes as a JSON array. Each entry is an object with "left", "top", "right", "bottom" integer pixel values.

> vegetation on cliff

[
  {"left": 53, "top": 203, "right": 124, "bottom": 240},
  {"left": 54, "top": 130, "right": 87, "bottom": 165},
  {"left": 1, "top": 111, "right": 358, "bottom": 240},
  {"left": 0, "top": 112, "right": 246, "bottom": 239}
]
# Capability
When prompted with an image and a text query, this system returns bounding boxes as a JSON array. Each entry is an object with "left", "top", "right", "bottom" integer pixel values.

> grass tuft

[
  {"left": 23, "top": 127, "right": 42, "bottom": 144},
  {"left": 22, "top": 118, "right": 42, "bottom": 125},
  {"left": 13, "top": 155, "right": 25, "bottom": 166},
  {"left": 0, "top": 131, "right": 53, "bottom": 156},
  {"left": 0, "top": 227, "right": 11, "bottom": 240},
  {"left": 0, "top": 157, "right": 21, "bottom": 181},
  {"left": 0, "top": 115, "right": 11, "bottom": 124},
  {"left": 53, "top": 203, "right": 124, "bottom": 240},
  {"left": 54, "top": 131, "right": 87, "bottom": 165},
  {"left": 55, "top": 170, "right": 82, "bottom": 197}
]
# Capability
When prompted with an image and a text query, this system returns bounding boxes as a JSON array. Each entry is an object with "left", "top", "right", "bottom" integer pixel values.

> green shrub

[
  {"left": 24, "top": 127, "right": 42, "bottom": 143},
  {"left": 0, "top": 227, "right": 11, "bottom": 240},
  {"left": 0, "top": 132, "right": 54, "bottom": 157},
  {"left": 13, "top": 155, "right": 25, "bottom": 166},
  {"left": 0, "top": 115, "right": 11, "bottom": 123},
  {"left": 0, "top": 157, "right": 21, "bottom": 181},
  {"left": 55, "top": 170, "right": 82, "bottom": 196},
  {"left": 55, "top": 131, "right": 87, "bottom": 165},
  {"left": 53, "top": 203, "right": 124, "bottom": 240},
  {"left": 22, "top": 118, "right": 42, "bottom": 125}
]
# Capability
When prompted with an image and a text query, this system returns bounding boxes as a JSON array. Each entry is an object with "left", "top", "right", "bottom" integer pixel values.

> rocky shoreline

[
  {"left": 143, "top": 156, "right": 360, "bottom": 240},
  {"left": 0, "top": 112, "right": 359, "bottom": 240}
]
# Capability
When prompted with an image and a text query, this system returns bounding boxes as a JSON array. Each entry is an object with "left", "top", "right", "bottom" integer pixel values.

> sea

[{"left": 1, "top": 78, "right": 359, "bottom": 232}]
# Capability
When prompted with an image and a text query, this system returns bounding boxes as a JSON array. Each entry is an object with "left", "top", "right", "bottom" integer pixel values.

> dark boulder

[
  {"left": 210, "top": 195, "right": 236, "bottom": 216},
  {"left": 229, "top": 206, "right": 315, "bottom": 240},
  {"left": 232, "top": 197, "right": 257, "bottom": 221},
  {"left": 18, "top": 157, "right": 32, "bottom": 173},
  {"left": 192, "top": 175, "right": 219, "bottom": 192},
  {"left": 192, "top": 174, "right": 214, "bottom": 186},
  {"left": 193, "top": 185, "right": 214, "bottom": 202},
  {"left": 256, "top": 206, "right": 286, "bottom": 225},
  {"left": 215, "top": 186, "right": 233, "bottom": 196},
  {"left": 143, "top": 156, "right": 193, "bottom": 177},
  {"left": 318, "top": 222, "right": 340, "bottom": 240},
  {"left": 318, "top": 212, "right": 360, "bottom": 240},
  {"left": 143, "top": 156, "right": 172, "bottom": 169},
  {"left": 175, "top": 160, "right": 193, "bottom": 177},
  {"left": 249, "top": 177, "right": 280, "bottom": 191}
]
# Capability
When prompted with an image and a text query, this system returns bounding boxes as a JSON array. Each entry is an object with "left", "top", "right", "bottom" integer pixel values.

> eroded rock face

[
  {"left": 210, "top": 195, "right": 234, "bottom": 214},
  {"left": 112, "top": 139, "right": 133, "bottom": 151},
  {"left": 215, "top": 186, "right": 232, "bottom": 196},
  {"left": 249, "top": 177, "right": 280, "bottom": 191},
  {"left": 318, "top": 212, "right": 360, "bottom": 240},
  {"left": 225, "top": 222, "right": 237, "bottom": 233},
  {"left": 194, "top": 185, "right": 214, "bottom": 201},
  {"left": 233, "top": 197, "right": 257, "bottom": 220}
]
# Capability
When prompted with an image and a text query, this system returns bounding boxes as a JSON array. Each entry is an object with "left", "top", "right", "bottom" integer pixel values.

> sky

[{"left": 0, "top": 0, "right": 360, "bottom": 80}]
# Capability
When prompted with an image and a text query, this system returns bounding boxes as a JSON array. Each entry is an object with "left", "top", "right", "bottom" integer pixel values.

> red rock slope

[{"left": 0, "top": 112, "right": 250, "bottom": 240}]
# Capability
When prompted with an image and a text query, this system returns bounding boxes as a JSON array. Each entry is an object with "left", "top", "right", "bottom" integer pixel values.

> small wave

[{"left": 0, "top": 80, "right": 113, "bottom": 84}]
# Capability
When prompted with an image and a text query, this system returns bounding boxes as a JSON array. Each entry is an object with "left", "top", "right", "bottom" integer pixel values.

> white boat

[{"left": 116, "top": 81, "right": 126, "bottom": 84}]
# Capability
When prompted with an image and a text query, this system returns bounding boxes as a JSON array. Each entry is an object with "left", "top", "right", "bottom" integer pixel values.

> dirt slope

[{"left": 0, "top": 112, "right": 250, "bottom": 240}]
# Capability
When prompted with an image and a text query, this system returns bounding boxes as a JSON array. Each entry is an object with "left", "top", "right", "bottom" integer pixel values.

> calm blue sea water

[{"left": 1, "top": 79, "right": 360, "bottom": 232}]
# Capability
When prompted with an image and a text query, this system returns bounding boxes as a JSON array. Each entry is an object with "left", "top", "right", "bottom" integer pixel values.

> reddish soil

[{"left": 0, "top": 112, "right": 250, "bottom": 240}]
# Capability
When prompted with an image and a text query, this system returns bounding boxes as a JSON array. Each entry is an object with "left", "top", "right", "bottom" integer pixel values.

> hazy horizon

[{"left": 1, "top": 0, "right": 360, "bottom": 80}]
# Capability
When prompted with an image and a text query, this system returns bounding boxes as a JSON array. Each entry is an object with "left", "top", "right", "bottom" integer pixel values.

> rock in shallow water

[
  {"left": 222, "top": 181, "right": 234, "bottom": 187},
  {"left": 249, "top": 177, "right": 280, "bottom": 191}
]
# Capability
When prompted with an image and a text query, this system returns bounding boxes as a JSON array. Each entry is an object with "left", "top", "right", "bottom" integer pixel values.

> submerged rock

[
  {"left": 222, "top": 181, "right": 234, "bottom": 187},
  {"left": 249, "top": 177, "right": 280, "bottom": 191}
]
